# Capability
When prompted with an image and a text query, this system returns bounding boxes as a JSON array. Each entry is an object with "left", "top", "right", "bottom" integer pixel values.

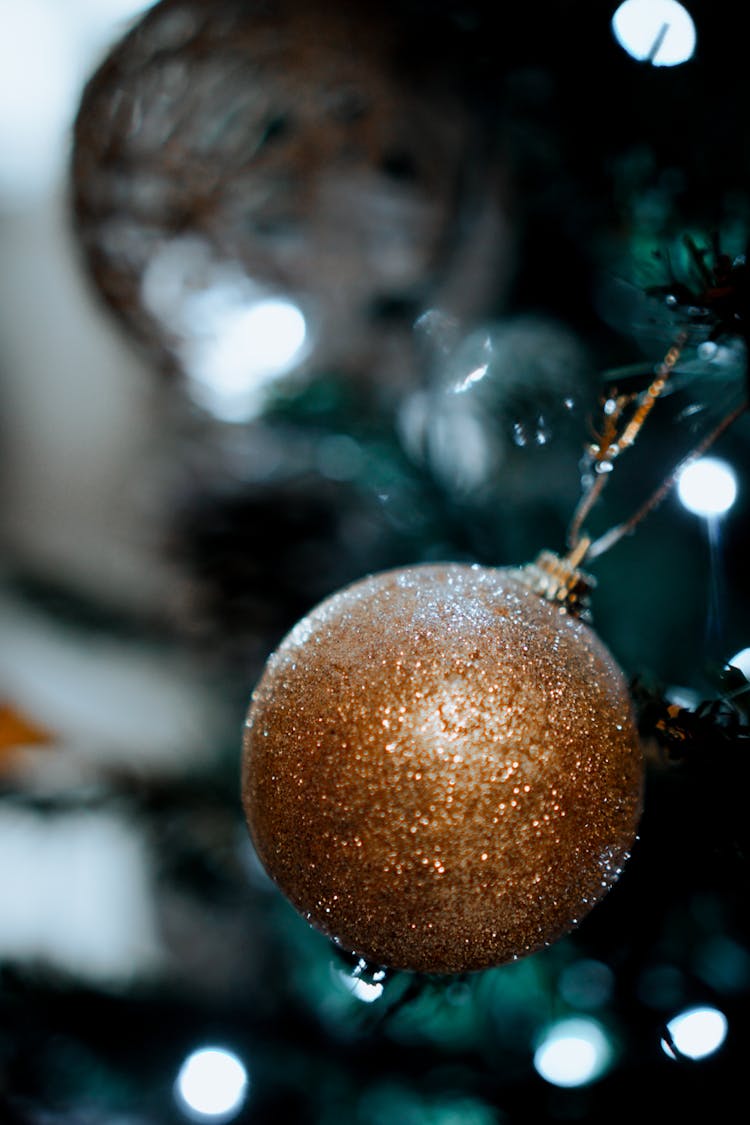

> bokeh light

[
  {"left": 661, "top": 1006, "right": 728, "bottom": 1060},
  {"left": 185, "top": 296, "right": 309, "bottom": 422},
  {"left": 611, "top": 0, "right": 696, "bottom": 67},
  {"left": 336, "top": 968, "right": 385, "bottom": 1003},
  {"left": 175, "top": 1047, "right": 249, "bottom": 1122},
  {"left": 677, "top": 457, "right": 738, "bottom": 517},
  {"left": 141, "top": 237, "right": 310, "bottom": 421},
  {"left": 533, "top": 1018, "right": 612, "bottom": 1087},
  {"left": 728, "top": 647, "right": 750, "bottom": 680}
]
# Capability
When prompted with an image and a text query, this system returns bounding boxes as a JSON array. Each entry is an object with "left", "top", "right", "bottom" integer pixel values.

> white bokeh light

[
  {"left": 728, "top": 647, "right": 750, "bottom": 679},
  {"left": 335, "top": 963, "right": 386, "bottom": 1003},
  {"left": 677, "top": 457, "right": 738, "bottom": 517},
  {"left": 186, "top": 296, "right": 309, "bottom": 421},
  {"left": 611, "top": 0, "right": 696, "bottom": 67},
  {"left": 336, "top": 969, "right": 385, "bottom": 1002},
  {"left": 661, "top": 1006, "right": 728, "bottom": 1060},
  {"left": 203, "top": 297, "right": 308, "bottom": 386},
  {"left": 175, "top": 1047, "right": 249, "bottom": 1122},
  {"left": 142, "top": 239, "right": 312, "bottom": 422},
  {"left": 533, "top": 1018, "right": 612, "bottom": 1087}
]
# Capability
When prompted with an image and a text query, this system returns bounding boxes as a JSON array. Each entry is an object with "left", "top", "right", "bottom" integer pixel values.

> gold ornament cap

[{"left": 514, "top": 538, "right": 595, "bottom": 619}]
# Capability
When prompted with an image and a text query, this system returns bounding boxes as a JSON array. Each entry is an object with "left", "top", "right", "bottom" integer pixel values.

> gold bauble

[{"left": 242, "top": 563, "right": 643, "bottom": 974}]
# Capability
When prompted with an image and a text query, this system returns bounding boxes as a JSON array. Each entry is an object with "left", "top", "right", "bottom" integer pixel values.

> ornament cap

[{"left": 516, "top": 539, "right": 595, "bottom": 618}]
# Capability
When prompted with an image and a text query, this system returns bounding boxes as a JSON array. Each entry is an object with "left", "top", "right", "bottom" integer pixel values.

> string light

[
  {"left": 533, "top": 1018, "right": 612, "bottom": 1087},
  {"left": 184, "top": 295, "right": 309, "bottom": 422},
  {"left": 611, "top": 0, "right": 696, "bottom": 67},
  {"left": 335, "top": 968, "right": 385, "bottom": 1003},
  {"left": 175, "top": 1047, "right": 249, "bottom": 1122},
  {"left": 728, "top": 647, "right": 750, "bottom": 679},
  {"left": 677, "top": 457, "right": 738, "bottom": 518},
  {"left": 661, "top": 1006, "right": 728, "bottom": 1060}
]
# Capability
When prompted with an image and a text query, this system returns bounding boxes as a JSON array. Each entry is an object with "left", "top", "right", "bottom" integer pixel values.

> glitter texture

[{"left": 242, "top": 564, "right": 643, "bottom": 974}]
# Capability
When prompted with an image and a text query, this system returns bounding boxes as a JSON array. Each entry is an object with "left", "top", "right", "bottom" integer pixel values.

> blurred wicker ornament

[{"left": 72, "top": 0, "right": 511, "bottom": 418}]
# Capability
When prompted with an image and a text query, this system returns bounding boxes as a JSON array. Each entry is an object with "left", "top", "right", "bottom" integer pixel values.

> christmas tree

[{"left": 1, "top": 2, "right": 748, "bottom": 1122}]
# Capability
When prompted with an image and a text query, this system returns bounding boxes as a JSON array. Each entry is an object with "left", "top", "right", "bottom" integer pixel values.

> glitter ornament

[{"left": 242, "top": 559, "right": 643, "bottom": 974}]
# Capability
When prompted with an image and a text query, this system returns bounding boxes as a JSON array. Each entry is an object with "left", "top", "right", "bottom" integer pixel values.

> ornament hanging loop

[
  {"left": 564, "top": 325, "right": 746, "bottom": 564},
  {"left": 516, "top": 536, "right": 595, "bottom": 619},
  {"left": 586, "top": 396, "right": 749, "bottom": 560},
  {"left": 616, "top": 335, "right": 686, "bottom": 452},
  {"left": 566, "top": 332, "right": 688, "bottom": 556}
]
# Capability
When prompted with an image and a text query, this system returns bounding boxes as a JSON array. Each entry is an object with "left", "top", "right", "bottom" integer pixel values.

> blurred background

[{"left": 1, "top": 1, "right": 749, "bottom": 1121}]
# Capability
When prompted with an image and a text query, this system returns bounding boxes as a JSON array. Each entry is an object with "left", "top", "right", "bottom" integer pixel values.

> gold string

[{"left": 565, "top": 331, "right": 745, "bottom": 567}]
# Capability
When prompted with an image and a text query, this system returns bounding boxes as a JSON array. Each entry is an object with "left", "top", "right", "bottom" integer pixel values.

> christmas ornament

[
  {"left": 399, "top": 314, "right": 587, "bottom": 502},
  {"left": 72, "top": 0, "right": 508, "bottom": 403},
  {"left": 242, "top": 553, "right": 643, "bottom": 974}
]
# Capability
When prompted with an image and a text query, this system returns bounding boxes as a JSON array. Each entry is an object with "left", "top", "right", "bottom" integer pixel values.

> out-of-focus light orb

[
  {"left": 533, "top": 1018, "right": 612, "bottom": 1087},
  {"left": 215, "top": 298, "right": 308, "bottom": 378},
  {"left": 186, "top": 296, "right": 309, "bottom": 422},
  {"left": 729, "top": 647, "right": 750, "bottom": 680},
  {"left": 175, "top": 1048, "right": 249, "bottom": 1122},
  {"left": 611, "top": 0, "right": 696, "bottom": 67},
  {"left": 661, "top": 1006, "right": 728, "bottom": 1060},
  {"left": 677, "top": 457, "right": 738, "bottom": 517},
  {"left": 335, "top": 968, "right": 385, "bottom": 1003}
]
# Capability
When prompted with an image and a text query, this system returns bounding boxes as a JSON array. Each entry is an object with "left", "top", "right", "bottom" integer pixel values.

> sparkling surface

[{"left": 242, "top": 564, "right": 643, "bottom": 974}]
